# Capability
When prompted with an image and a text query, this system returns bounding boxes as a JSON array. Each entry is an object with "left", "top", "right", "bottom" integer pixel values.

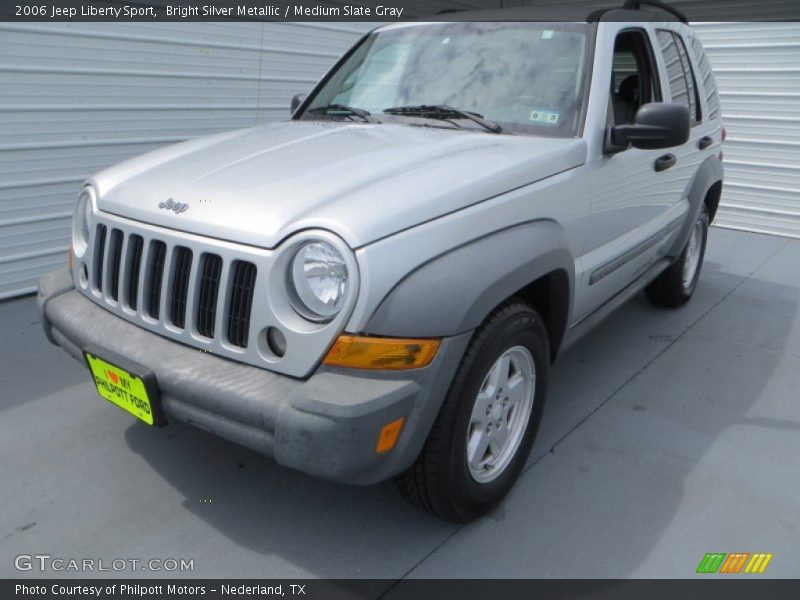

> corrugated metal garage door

[
  {"left": 1, "top": 16, "right": 798, "bottom": 299},
  {"left": 693, "top": 22, "right": 800, "bottom": 239},
  {"left": 510, "top": 1, "right": 800, "bottom": 239},
  {"left": 0, "top": 22, "right": 374, "bottom": 299}
]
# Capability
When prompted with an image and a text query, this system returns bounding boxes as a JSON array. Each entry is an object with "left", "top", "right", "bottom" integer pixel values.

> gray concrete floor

[{"left": 1, "top": 228, "right": 798, "bottom": 580}]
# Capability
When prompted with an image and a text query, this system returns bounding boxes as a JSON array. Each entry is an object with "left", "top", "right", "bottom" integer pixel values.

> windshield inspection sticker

[{"left": 529, "top": 108, "right": 560, "bottom": 126}]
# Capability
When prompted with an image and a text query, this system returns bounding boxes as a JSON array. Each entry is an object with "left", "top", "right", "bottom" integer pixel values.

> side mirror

[
  {"left": 290, "top": 93, "right": 306, "bottom": 115},
  {"left": 605, "top": 102, "right": 690, "bottom": 154}
]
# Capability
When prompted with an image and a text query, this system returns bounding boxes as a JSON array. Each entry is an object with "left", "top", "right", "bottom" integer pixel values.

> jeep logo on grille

[{"left": 159, "top": 198, "right": 189, "bottom": 214}]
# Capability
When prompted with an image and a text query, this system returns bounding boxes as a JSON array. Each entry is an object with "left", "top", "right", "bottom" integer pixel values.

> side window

[
  {"left": 656, "top": 30, "right": 701, "bottom": 126},
  {"left": 610, "top": 29, "right": 661, "bottom": 127},
  {"left": 674, "top": 34, "right": 702, "bottom": 124},
  {"left": 689, "top": 35, "right": 720, "bottom": 121},
  {"left": 613, "top": 50, "right": 639, "bottom": 91}
]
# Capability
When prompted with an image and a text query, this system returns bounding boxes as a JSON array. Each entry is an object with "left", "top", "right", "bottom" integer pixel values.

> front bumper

[{"left": 38, "top": 267, "right": 470, "bottom": 484}]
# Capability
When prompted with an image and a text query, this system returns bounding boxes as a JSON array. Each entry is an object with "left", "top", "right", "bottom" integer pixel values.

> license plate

[{"left": 84, "top": 344, "right": 164, "bottom": 427}]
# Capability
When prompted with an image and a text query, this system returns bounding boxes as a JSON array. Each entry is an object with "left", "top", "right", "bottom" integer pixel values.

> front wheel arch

[{"left": 363, "top": 220, "right": 575, "bottom": 345}]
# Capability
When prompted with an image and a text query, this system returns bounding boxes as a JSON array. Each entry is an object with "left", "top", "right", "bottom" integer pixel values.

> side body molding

[{"left": 365, "top": 220, "right": 575, "bottom": 339}]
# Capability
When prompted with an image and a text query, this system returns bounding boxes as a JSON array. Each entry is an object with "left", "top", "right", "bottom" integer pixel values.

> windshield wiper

[
  {"left": 306, "top": 104, "right": 377, "bottom": 123},
  {"left": 383, "top": 105, "right": 502, "bottom": 134}
]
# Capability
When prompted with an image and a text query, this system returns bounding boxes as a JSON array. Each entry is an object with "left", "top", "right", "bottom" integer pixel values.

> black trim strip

[{"left": 589, "top": 217, "right": 683, "bottom": 285}]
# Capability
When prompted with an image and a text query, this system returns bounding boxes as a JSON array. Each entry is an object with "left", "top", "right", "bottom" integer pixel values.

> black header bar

[
  {"left": 5, "top": 579, "right": 800, "bottom": 600},
  {"left": 2, "top": 0, "right": 800, "bottom": 22}
]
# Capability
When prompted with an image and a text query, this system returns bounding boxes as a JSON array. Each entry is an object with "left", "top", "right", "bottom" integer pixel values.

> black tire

[
  {"left": 645, "top": 204, "right": 709, "bottom": 308},
  {"left": 396, "top": 301, "right": 549, "bottom": 523}
]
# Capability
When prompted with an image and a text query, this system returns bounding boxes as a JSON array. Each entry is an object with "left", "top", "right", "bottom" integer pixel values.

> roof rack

[{"left": 622, "top": 0, "right": 689, "bottom": 23}]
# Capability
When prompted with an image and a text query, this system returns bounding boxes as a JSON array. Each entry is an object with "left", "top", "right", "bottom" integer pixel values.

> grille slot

[
  {"left": 108, "top": 229, "right": 123, "bottom": 302},
  {"left": 93, "top": 224, "right": 107, "bottom": 292},
  {"left": 227, "top": 261, "right": 257, "bottom": 348},
  {"left": 126, "top": 235, "right": 144, "bottom": 310},
  {"left": 169, "top": 246, "right": 193, "bottom": 328},
  {"left": 146, "top": 241, "right": 167, "bottom": 320},
  {"left": 196, "top": 254, "right": 223, "bottom": 338}
]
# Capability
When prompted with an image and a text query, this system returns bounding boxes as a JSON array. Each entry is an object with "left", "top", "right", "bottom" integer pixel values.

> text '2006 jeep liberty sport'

[{"left": 38, "top": 2, "right": 724, "bottom": 522}]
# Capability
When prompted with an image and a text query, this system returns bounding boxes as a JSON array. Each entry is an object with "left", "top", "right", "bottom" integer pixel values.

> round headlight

[
  {"left": 72, "top": 188, "right": 93, "bottom": 257},
  {"left": 288, "top": 241, "right": 349, "bottom": 321}
]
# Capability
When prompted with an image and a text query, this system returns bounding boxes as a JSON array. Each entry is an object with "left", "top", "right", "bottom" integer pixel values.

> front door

[{"left": 573, "top": 25, "right": 692, "bottom": 322}]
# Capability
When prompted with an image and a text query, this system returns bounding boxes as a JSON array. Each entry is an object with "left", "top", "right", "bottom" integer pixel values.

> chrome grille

[
  {"left": 86, "top": 225, "right": 257, "bottom": 348},
  {"left": 73, "top": 211, "right": 359, "bottom": 378}
]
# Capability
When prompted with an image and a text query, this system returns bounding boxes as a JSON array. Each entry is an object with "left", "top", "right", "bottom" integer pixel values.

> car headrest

[{"left": 618, "top": 74, "right": 639, "bottom": 103}]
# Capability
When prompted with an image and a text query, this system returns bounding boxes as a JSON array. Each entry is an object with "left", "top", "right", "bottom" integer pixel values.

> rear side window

[
  {"left": 656, "top": 30, "right": 701, "bottom": 125},
  {"left": 689, "top": 35, "right": 720, "bottom": 121}
]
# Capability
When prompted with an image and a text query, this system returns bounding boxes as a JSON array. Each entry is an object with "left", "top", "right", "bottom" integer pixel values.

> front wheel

[
  {"left": 396, "top": 301, "right": 549, "bottom": 523},
  {"left": 646, "top": 204, "right": 709, "bottom": 308}
]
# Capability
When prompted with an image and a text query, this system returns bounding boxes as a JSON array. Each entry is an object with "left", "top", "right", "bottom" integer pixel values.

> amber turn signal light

[
  {"left": 67, "top": 248, "right": 73, "bottom": 269},
  {"left": 376, "top": 417, "right": 405, "bottom": 454},
  {"left": 323, "top": 335, "right": 440, "bottom": 370}
]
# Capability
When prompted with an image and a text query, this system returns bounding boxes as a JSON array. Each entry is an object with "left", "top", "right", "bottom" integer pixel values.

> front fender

[{"left": 364, "top": 220, "right": 574, "bottom": 338}]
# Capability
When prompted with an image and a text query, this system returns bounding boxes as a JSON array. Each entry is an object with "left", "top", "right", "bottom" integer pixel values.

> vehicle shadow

[
  {"left": 123, "top": 418, "right": 454, "bottom": 580},
  {"left": 484, "top": 239, "right": 799, "bottom": 577},
  {"left": 124, "top": 233, "right": 798, "bottom": 579}
]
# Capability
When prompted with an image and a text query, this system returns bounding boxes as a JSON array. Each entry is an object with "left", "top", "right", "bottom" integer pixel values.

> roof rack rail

[{"left": 622, "top": 0, "right": 689, "bottom": 23}]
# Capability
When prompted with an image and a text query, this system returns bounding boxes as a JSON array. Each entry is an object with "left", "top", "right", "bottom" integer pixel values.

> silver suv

[{"left": 38, "top": 4, "right": 723, "bottom": 522}]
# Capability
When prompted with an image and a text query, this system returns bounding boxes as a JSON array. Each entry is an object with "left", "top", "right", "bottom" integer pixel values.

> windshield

[{"left": 300, "top": 22, "right": 591, "bottom": 137}]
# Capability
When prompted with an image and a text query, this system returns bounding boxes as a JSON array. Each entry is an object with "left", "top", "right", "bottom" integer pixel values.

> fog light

[
  {"left": 266, "top": 327, "right": 286, "bottom": 357},
  {"left": 323, "top": 335, "right": 440, "bottom": 370}
]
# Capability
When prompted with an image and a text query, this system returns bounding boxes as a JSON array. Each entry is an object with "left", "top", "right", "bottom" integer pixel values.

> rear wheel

[
  {"left": 396, "top": 301, "right": 549, "bottom": 523},
  {"left": 646, "top": 204, "right": 709, "bottom": 308}
]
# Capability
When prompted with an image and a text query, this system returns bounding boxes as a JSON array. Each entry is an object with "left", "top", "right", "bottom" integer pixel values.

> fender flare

[
  {"left": 364, "top": 220, "right": 575, "bottom": 339},
  {"left": 667, "top": 154, "right": 724, "bottom": 257}
]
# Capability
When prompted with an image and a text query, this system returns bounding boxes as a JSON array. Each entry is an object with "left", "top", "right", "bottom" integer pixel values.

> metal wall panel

[
  {"left": 504, "top": 3, "right": 800, "bottom": 238},
  {"left": 0, "top": 22, "right": 374, "bottom": 299},
  {"left": 692, "top": 22, "right": 800, "bottom": 238},
  {"left": 2, "top": 17, "right": 798, "bottom": 298}
]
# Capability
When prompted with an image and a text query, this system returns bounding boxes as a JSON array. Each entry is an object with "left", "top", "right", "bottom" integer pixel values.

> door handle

[
  {"left": 698, "top": 135, "right": 713, "bottom": 150},
  {"left": 654, "top": 153, "right": 676, "bottom": 172}
]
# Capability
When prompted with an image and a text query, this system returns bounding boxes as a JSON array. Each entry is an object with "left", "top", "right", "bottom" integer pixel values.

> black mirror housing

[
  {"left": 290, "top": 93, "right": 306, "bottom": 115},
  {"left": 606, "top": 102, "right": 690, "bottom": 153}
]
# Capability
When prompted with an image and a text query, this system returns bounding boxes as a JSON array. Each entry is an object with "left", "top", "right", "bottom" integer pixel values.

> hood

[{"left": 90, "top": 120, "right": 586, "bottom": 249}]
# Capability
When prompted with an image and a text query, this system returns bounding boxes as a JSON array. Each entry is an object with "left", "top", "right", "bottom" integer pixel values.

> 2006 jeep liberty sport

[{"left": 38, "top": 2, "right": 724, "bottom": 522}]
